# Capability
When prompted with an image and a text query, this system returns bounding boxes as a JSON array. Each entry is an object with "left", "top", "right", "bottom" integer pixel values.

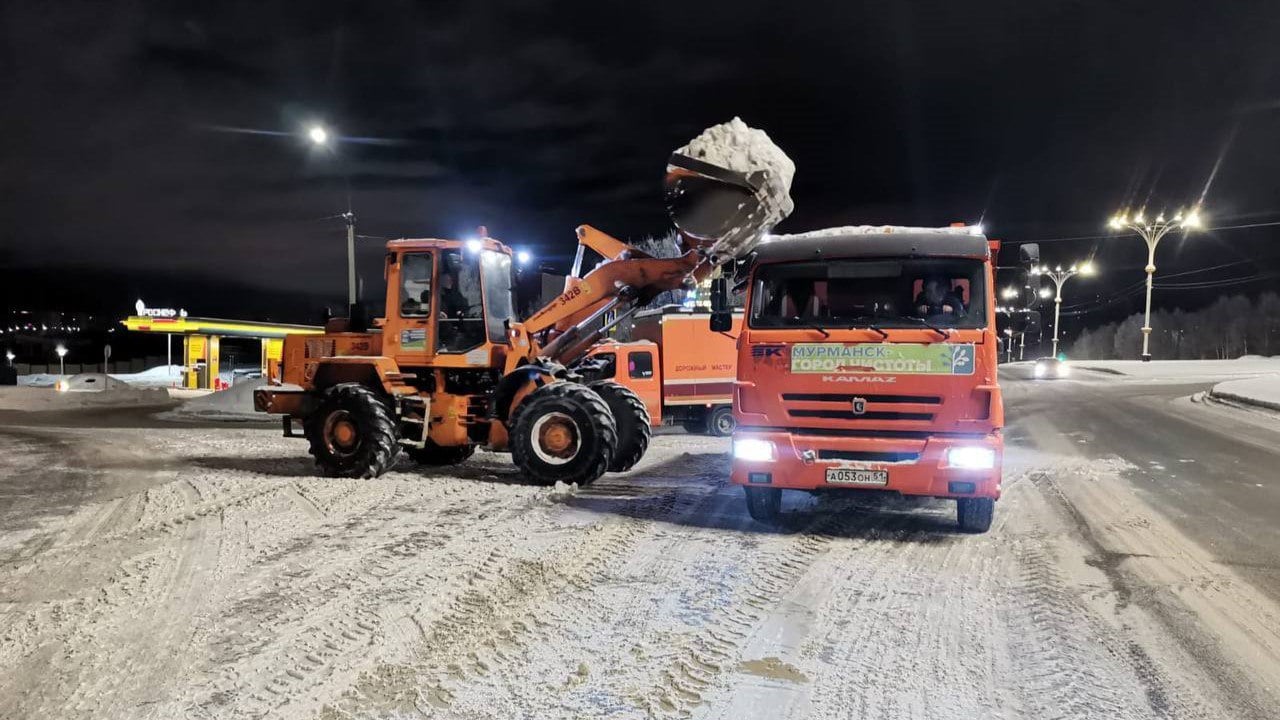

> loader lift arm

[{"left": 522, "top": 225, "right": 711, "bottom": 367}]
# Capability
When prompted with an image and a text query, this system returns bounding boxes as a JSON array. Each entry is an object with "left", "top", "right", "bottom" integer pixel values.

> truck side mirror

[
  {"left": 710, "top": 277, "right": 729, "bottom": 312},
  {"left": 710, "top": 311, "right": 733, "bottom": 333}
]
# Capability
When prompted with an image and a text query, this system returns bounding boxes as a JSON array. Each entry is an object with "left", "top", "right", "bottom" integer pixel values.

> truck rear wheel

[
  {"left": 956, "top": 497, "right": 995, "bottom": 533},
  {"left": 407, "top": 440, "right": 475, "bottom": 466},
  {"left": 510, "top": 382, "right": 617, "bottom": 486},
  {"left": 707, "top": 405, "right": 736, "bottom": 437},
  {"left": 305, "top": 383, "right": 400, "bottom": 479},
  {"left": 588, "top": 380, "right": 651, "bottom": 472},
  {"left": 744, "top": 486, "right": 781, "bottom": 523}
]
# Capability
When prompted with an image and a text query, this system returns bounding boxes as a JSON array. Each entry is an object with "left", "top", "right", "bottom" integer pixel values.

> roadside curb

[{"left": 1206, "top": 388, "right": 1280, "bottom": 414}]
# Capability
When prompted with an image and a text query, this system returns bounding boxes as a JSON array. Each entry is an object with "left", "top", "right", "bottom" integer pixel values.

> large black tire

[
  {"left": 706, "top": 405, "right": 736, "bottom": 437},
  {"left": 744, "top": 486, "right": 782, "bottom": 523},
  {"left": 588, "top": 380, "right": 651, "bottom": 472},
  {"left": 509, "top": 382, "right": 617, "bottom": 486},
  {"left": 407, "top": 440, "right": 475, "bottom": 466},
  {"left": 304, "top": 383, "right": 400, "bottom": 478},
  {"left": 957, "top": 497, "right": 995, "bottom": 533}
]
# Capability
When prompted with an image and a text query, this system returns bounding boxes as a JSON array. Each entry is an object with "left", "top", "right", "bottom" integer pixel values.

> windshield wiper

[
  {"left": 836, "top": 315, "right": 889, "bottom": 340},
  {"left": 790, "top": 318, "right": 830, "bottom": 338},
  {"left": 902, "top": 316, "right": 952, "bottom": 340}
]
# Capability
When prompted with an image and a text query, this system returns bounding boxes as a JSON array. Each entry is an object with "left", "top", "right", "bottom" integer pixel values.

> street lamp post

[
  {"left": 308, "top": 125, "right": 359, "bottom": 318},
  {"left": 1033, "top": 261, "right": 1095, "bottom": 358},
  {"left": 1108, "top": 209, "right": 1202, "bottom": 361},
  {"left": 55, "top": 344, "right": 67, "bottom": 377}
]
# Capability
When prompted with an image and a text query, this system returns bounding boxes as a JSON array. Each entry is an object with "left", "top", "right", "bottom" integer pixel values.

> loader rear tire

[
  {"left": 510, "top": 382, "right": 617, "bottom": 486},
  {"left": 407, "top": 440, "right": 475, "bottom": 466},
  {"left": 305, "top": 383, "right": 399, "bottom": 479},
  {"left": 588, "top": 380, "right": 651, "bottom": 473}
]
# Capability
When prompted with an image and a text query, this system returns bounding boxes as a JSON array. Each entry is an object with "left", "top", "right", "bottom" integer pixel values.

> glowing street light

[
  {"left": 5, "top": 350, "right": 14, "bottom": 365},
  {"left": 55, "top": 344, "right": 67, "bottom": 377},
  {"left": 1108, "top": 207, "right": 1204, "bottom": 360},
  {"left": 516, "top": 250, "right": 532, "bottom": 266},
  {"left": 305, "top": 123, "right": 359, "bottom": 316},
  {"left": 307, "top": 125, "right": 329, "bottom": 146},
  {"left": 1032, "top": 261, "right": 1096, "bottom": 358},
  {"left": 1000, "top": 287, "right": 1019, "bottom": 301}
]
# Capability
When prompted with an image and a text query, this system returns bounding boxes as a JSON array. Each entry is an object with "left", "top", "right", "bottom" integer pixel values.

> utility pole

[{"left": 344, "top": 211, "right": 357, "bottom": 317}]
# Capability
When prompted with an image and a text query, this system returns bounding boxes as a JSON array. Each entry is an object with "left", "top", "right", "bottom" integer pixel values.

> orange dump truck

[
  {"left": 581, "top": 306, "right": 742, "bottom": 435},
  {"left": 714, "top": 226, "right": 1009, "bottom": 532}
]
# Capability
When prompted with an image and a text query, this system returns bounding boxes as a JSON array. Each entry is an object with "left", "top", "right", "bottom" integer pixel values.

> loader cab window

[
  {"left": 481, "top": 249, "right": 517, "bottom": 343},
  {"left": 400, "top": 252, "right": 433, "bottom": 317},
  {"left": 629, "top": 351, "right": 654, "bottom": 379},
  {"left": 750, "top": 258, "right": 987, "bottom": 330},
  {"left": 437, "top": 249, "right": 486, "bottom": 352}
]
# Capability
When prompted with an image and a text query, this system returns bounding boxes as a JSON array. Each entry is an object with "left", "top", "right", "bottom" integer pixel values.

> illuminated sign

[{"left": 135, "top": 299, "right": 188, "bottom": 319}]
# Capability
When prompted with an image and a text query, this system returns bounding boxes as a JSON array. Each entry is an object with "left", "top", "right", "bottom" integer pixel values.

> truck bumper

[{"left": 730, "top": 429, "right": 1002, "bottom": 499}]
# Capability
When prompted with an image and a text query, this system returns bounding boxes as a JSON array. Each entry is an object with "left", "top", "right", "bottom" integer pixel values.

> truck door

[
  {"left": 623, "top": 347, "right": 662, "bottom": 426},
  {"left": 390, "top": 251, "right": 434, "bottom": 361}
]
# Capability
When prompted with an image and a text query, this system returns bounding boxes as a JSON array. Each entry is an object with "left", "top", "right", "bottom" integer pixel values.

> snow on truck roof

[{"left": 753, "top": 225, "right": 990, "bottom": 263}]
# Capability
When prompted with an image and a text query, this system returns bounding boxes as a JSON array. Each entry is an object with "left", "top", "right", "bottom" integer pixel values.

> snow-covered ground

[
  {"left": 1210, "top": 374, "right": 1280, "bottom": 412},
  {"left": 3, "top": 422, "right": 1280, "bottom": 719},
  {"left": 0, "top": 384, "right": 171, "bottom": 411},
  {"left": 1073, "top": 358, "right": 1280, "bottom": 380}
]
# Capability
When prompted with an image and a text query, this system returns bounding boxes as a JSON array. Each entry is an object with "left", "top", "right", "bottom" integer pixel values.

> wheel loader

[{"left": 254, "top": 143, "right": 791, "bottom": 484}]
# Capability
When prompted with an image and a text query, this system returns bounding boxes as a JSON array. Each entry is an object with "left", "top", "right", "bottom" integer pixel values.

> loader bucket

[{"left": 665, "top": 153, "right": 760, "bottom": 240}]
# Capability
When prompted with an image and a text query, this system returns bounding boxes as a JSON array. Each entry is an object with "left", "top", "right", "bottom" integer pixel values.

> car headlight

[
  {"left": 733, "top": 438, "right": 776, "bottom": 462},
  {"left": 56, "top": 381, "right": 68, "bottom": 392},
  {"left": 1034, "top": 365, "right": 1046, "bottom": 378},
  {"left": 946, "top": 446, "right": 996, "bottom": 470}
]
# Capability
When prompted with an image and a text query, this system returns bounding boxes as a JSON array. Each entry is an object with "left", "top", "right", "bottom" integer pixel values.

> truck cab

[{"left": 726, "top": 227, "right": 1003, "bottom": 532}]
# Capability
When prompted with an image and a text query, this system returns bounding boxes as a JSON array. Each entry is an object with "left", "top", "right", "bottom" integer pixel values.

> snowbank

[
  {"left": 160, "top": 377, "right": 272, "bottom": 422},
  {"left": 110, "top": 364, "right": 185, "bottom": 387},
  {"left": 1210, "top": 375, "right": 1280, "bottom": 412},
  {"left": 1075, "top": 359, "right": 1280, "bottom": 380},
  {"left": 0, "top": 384, "right": 171, "bottom": 411}
]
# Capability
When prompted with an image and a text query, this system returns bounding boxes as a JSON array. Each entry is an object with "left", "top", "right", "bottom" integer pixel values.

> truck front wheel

[
  {"left": 707, "top": 405, "right": 735, "bottom": 437},
  {"left": 304, "top": 383, "right": 400, "bottom": 479},
  {"left": 744, "top": 486, "right": 781, "bottom": 523},
  {"left": 510, "top": 383, "right": 617, "bottom": 486},
  {"left": 956, "top": 497, "right": 995, "bottom": 533},
  {"left": 588, "top": 381, "right": 651, "bottom": 472}
]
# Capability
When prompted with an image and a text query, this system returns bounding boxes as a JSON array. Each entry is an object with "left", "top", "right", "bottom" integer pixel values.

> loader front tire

[
  {"left": 407, "top": 440, "right": 475, "bottom": 467},
  {"left": 510, "top": 382, "right": 617, "bottom": 486},
  {"left": 588, "top": 380, "right": 651, "bottom": 473},
  {"left": 305, "top": 383, "right": 399, "bottom": 479}
]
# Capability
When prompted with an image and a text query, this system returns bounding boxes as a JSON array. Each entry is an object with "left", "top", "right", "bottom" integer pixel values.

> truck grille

[
  {"left": 782, "top": 393, "right": 942, "bottom": 404},
  {"left": 782, "top": 392, "right": 941, "bottom": 424},
  {"left": 817, "top": 449, "right": 921, "bottom": 463}
]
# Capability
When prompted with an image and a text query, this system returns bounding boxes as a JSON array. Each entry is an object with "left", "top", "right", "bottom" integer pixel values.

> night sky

[{"left": 3, "top": 1, "right": 1280, "bottom": 326}]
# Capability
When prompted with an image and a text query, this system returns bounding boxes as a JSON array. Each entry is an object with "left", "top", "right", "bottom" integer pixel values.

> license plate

[{"left": 825, "top": 468, "right": 889, "bottom": 486}]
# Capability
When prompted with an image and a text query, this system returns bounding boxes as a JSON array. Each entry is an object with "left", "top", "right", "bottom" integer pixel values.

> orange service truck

[
  {"left": 580, "top": 306, "right": 742, "bottom": 436},
  {"left": 713, "top": 226, "right": 1020, "bottom": 533}
]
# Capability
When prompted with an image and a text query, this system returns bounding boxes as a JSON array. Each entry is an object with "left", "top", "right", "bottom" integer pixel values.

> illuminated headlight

[
  {"left": 733, "top": 438, "right": 776, "bottom": 462},
  {"left": 1057, "top": 363, "right": 1071, "bottom": 377},
  {"left": 946, "top": 446, "right": 996, "bottom": 470},
  {"left": 1034, "top": 365, "right": 1047, "bottom": 378},
  {"left": 56, "top": 381, "right": 69, "bottom": 392}
]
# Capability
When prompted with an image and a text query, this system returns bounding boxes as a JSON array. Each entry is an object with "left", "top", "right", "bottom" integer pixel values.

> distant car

[
  {"left": 55, "top": 373, "right": 130, "bottom": 392},
  {"left": 1033, "top": 357, "right": 1070, "bottom": 379}
]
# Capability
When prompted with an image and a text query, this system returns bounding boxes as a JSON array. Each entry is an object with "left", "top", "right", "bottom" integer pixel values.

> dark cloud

[{"left": 3, "top": 0, "right": 1280, "bottom": 322}]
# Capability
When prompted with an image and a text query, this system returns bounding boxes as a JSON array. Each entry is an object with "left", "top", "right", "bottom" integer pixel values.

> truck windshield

[{"left": 750, "top": 258, "right": 987, "bottom": 330}]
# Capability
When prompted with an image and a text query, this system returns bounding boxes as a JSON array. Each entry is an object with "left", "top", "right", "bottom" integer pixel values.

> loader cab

[{"left": 384, "top": 237, "right": 518, "bottom": 367}]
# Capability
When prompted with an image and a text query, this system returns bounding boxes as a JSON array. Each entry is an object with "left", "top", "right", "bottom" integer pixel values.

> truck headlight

[
  {"left": 733, "top": 438, "right": 776, "bottom": 462},
  {"left": 947, "top": 446, "right": 995, "bottom": 470}
]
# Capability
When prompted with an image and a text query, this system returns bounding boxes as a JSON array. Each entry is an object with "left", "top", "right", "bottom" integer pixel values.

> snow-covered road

[{"left": 3, "top": 373, "right": 1280, "bottom": 719}]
